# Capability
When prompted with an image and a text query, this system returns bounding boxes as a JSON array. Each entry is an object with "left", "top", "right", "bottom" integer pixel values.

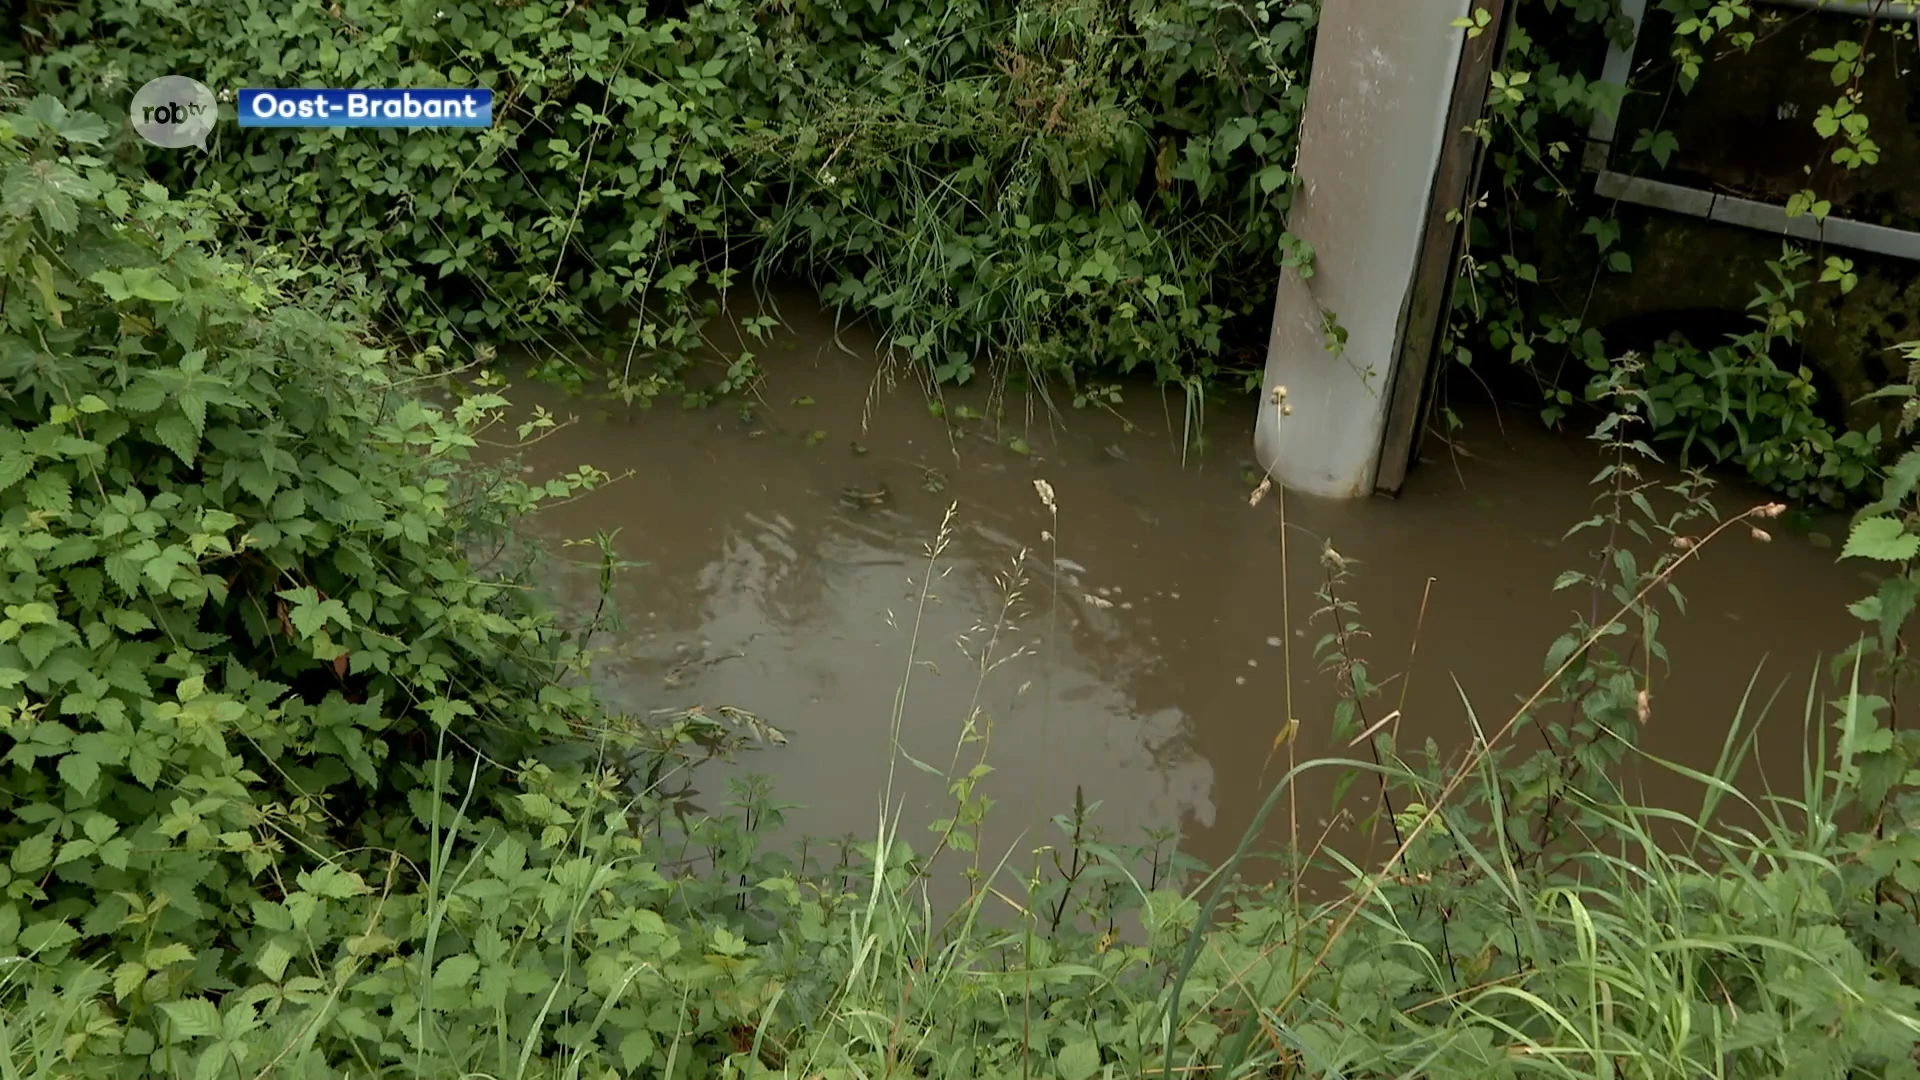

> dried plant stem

[
  {"left": 1279, "top": 484, "right": 1301, "bottom": 901},
  {"left": 1269, "top": 500, "right": 1787, "bottom": 1016}
]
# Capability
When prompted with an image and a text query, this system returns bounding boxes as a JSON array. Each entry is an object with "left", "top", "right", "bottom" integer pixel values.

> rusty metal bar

[{"left": 1371, "top": 0, "right": 1514, "bottom": 496}]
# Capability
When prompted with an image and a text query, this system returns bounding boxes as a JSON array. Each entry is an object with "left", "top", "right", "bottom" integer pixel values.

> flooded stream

[{"left": 496, "top": 288, "right": 1872, "bottom": 881}]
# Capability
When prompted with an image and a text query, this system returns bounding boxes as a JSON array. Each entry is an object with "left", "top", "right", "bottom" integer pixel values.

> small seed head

[
  {"left": 1270, "top": 384, "right": 1289, "bottom": 404},
  {"left": 1281, "top": 402, "right": 1294, "bottom": 416},
  {"left": 1749, "top": 526, "right": 1772, "bottom": 543}
]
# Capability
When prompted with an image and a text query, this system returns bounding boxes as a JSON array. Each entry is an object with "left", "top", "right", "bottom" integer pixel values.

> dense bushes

[
  {"left": 15, "top": 0, "right": 1908, "bottom": 511},
  {"left": 10, "top": 0, "right": 1315, "bottom": 401},
  {"left": 11, "top": 0, "right": 1912, "bottom": 508},
  {"left": 0, "top": 96, "right": 782, "bottom": 1077}
]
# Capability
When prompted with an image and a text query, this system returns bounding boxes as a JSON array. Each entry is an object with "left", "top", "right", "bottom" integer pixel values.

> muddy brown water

[{"left": 489, "top": 288, "right": 1874, "bottom": 892}]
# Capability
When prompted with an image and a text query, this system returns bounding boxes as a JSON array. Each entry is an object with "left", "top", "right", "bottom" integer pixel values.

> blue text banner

[{"left": 237, "top": 89, "right": 492, "bottom": 128}]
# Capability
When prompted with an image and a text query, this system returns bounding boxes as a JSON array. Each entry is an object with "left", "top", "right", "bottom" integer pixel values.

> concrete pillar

[{"left": 1254, "top": 0, "right": 1476, "bottom": 498}]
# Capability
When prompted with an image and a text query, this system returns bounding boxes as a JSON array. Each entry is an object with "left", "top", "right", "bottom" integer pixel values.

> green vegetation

[
  {"left": 7, "top": 0, "right": 1920, "bottom": 1073},
  {"left": 1445, "top": 0, "right": 1918, "bottom": 506},
  {"left": 12, "top": 0, "right": 1313, "bottom": 407},
  {"left": 4, "top": 85, "right": 1920, "bottom": 1078},
  {"left": 12, "top": 0, "right": 1919, "bottom": 503}
]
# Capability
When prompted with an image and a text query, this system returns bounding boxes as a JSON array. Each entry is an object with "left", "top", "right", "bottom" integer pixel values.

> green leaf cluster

[
  {"left": 1436, "top": 0, "right": 1906, "bottom": 507},
  {"left": 0, "top": 98, "right": 779, "bottom": 1078},
  {"left": 17, "top": 0, "right": 1318, "bottom": 402}
]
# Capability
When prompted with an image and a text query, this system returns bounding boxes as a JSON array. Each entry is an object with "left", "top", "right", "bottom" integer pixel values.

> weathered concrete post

[{"left": 1254, "top": 0, "right": 1479, "bottom": 498}]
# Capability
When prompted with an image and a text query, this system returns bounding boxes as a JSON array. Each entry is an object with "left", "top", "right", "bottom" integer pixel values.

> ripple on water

[{"left": 492, "top": 285, "right": 1870, "bottom": 886}]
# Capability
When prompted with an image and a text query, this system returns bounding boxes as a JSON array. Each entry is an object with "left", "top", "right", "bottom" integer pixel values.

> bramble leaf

[{"left": 1842, "top": 517, "right": 1918, "bottom": 563}]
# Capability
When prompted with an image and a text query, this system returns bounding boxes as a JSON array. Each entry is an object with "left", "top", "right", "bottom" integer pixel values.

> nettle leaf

[
  {"left": 56, "top": 110, "right": 111, "bottom": 146},
  {"left": 1842, "top": 516, "right": 1918, "bottom": 563},
  {"left": 17, "top": 629, "right": 59, "bottom": 669},
  {"left": 0, "top": 452, "right": 30, "bottom": 493},
  {"left": 1866, "top": 576, "right": 1920, "bottom": 650},
  {"left": 6, "top": 602, "right": 56, "bottom": 626},
  {"left": 118, "top": 379, "right": 168, "bottom": 414},
  {"left": 1862, "top": 449, "right": 1920, "bottom": 516},
  {"left": 236, "top": 460, "right": 280, "bottom": 505},
  {"left": 178, "top": 389, "right": 207, "bottom": 436},
  {"left": 152, "top": 413, "right": 199, "bottom": 465},
  {"left": 1056, "top": 1039, "right": 1100, "bottom": 1080}
]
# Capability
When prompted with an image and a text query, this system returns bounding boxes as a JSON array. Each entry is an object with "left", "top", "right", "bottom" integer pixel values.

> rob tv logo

[
  {"left": 130, "top": 76, "right": 218, "bottom": 151},
  {"left": 139, "top": 100, "right": 208, "bottom": 126}
]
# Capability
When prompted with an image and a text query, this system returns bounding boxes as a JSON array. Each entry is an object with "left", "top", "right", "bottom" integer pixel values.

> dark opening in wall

[{"left": 1611, "top": 4, "right": 1920, "bottom": 234}]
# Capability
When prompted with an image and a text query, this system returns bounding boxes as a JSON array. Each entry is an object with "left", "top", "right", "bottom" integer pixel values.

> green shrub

[
  {"left": 0, "top": 96, "right": 784, "bottom": 1078},
  {"left": 15, "top": 0, "right": 1316, "bottom": 402},
  {"left": 1439, "top": 1, "right": 1908, "bottom": 507},
  {"left": 738, "top": 0, "right": 1316, "bottom": 391}
]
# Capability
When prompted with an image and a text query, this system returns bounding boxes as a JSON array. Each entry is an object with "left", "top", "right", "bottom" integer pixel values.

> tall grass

[{"left": 742, "top": 378, "right": 1918, "bottom": 1079}]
